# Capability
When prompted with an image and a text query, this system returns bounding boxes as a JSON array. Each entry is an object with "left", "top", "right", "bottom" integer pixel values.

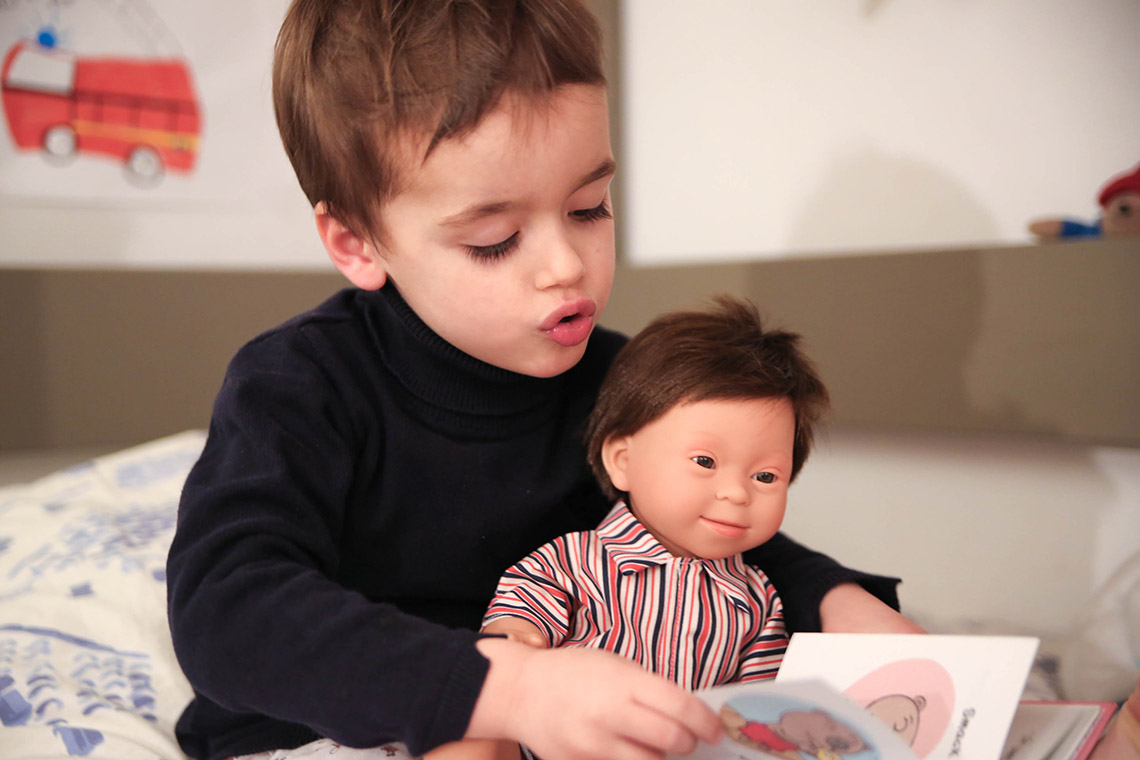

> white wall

[
  {"left": 621, "top": 0, "right": 1140, "bottom": 264},
  {"left": 782, "top": 425, "right": 1140, "bottom": 639}
]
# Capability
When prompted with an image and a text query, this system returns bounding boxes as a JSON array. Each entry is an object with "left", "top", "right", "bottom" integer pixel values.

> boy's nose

[{"left": 535, "top": 230, "right": 586, "bottom": 289}]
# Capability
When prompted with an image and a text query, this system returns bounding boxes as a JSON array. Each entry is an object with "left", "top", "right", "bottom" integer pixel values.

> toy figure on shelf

[
  {"left": 1028, "top": 162, "right": 1140, "bottom": 240},
  {"left": 481, "top": 295, "right": 834, "bottom": 688}
]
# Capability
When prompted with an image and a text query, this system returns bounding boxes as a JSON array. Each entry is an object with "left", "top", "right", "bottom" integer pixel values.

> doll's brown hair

[
  {"left": 273, "top": 0, "right": 606, "bottom": 245},
  {"left": 586, "top": 295, "right": 830, "bottom": 501}
]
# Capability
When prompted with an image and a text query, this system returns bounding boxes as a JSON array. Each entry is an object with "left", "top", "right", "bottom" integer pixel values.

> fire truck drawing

[{"left": 2, "top": 39, "right": 201, "bottom": 181}]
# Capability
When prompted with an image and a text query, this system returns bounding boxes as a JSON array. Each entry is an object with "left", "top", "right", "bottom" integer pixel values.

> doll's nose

[{"left": 715, "top": 478, "right": 749, "bottom": 505}]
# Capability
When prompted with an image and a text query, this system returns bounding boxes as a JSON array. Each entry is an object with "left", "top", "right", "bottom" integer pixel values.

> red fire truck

[{"left": 2, "top": 39, "right": 201, "bottom": 180}]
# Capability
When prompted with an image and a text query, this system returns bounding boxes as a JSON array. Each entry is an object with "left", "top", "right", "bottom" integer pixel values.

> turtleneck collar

[{"left": 359, "top": 285, "right": 568, "bottom": 435}]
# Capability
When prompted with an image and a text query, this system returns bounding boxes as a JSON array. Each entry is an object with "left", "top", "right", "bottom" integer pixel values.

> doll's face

[
  {"left": 1102, "top": 191, "right": 1140, "bottom": 236},
  {"left": 601, "top": 397, "right": 794, "bottom": 559}
]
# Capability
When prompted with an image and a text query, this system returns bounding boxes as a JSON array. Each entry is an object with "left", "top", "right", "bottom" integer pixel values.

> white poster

[{"left": 0, "top": 0, "right": 326, "bottom": 269}]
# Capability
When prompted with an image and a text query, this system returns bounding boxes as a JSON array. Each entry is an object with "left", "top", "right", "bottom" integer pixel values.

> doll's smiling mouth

[{"left": 701, "top": 516, "right": 747, "bottom": 537}]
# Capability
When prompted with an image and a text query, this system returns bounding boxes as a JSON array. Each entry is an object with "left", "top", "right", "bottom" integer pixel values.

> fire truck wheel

[
  {"left": 127, "top": 146, "right": 163, "bottom": 182},
  {"left": 43, "top": 125, "right": 77, "bottom": 159}
]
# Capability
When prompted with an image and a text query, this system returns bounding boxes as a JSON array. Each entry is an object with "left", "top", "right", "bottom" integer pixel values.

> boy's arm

[
  {"left": 167, "top": 340, "right": 491, "bottom": 754},
  {"left": 742, "top": 532, "right": 917, "bottom": 633},
  {"left": 469, "top": 637, "right": 723, "bottom": 760},
  {"left": 819, "top": 582, "right": 926, "bottom": 633}
]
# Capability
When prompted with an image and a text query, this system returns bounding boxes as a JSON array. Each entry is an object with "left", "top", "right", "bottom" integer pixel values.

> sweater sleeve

[
  {"left": 742, "top": 533, "right": 900, "bottom": 634},
  {"left": 166, "top": 334, "right": 485, "bottom": 755}
]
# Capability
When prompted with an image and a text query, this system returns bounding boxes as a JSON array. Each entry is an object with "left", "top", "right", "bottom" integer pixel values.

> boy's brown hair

[
  {"left": 273, "top": 0, "right": 605, "bottom": 245},
  {"left": 586, "top": 295, "right": 831, "bottom": 501}
]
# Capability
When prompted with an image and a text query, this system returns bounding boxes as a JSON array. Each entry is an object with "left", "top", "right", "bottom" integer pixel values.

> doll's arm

[
  {"left": 1028, "top": 218, "right": 1102, "bottom": 240},
  {"left": 481, "top": 537, "right": 577, "bottom": 647},
  {"left": 737, "top": 577, "right": 791, "bottom": 682},
  {"left": 482, "top": 617, "right": 548, "bottom": 648}
]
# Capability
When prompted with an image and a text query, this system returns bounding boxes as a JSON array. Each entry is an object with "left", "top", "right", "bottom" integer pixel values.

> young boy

[
  {"left": 166, "top": 2, "right": 920, "bottom": 760},
  {"left": 482, "top": 296, "right": 827, "bottom": 690}
]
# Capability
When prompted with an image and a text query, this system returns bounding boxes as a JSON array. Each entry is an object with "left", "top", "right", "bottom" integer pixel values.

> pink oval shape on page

[{"left": 843, "top": 658, "right": 955, "bottom": 758}]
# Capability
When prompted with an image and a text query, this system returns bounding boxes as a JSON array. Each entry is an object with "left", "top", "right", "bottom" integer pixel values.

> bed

[
  {"left": 0, "top": 431, "right": 204, "bottom": 760},
  {"left": 0, "top": 431, "right": 1132, "bottom": 759}
]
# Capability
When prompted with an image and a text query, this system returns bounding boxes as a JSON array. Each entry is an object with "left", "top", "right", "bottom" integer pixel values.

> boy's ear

[
  {"left": 600, "top": 435, "right": 632, "bottom": 493},
  {"left": 315, "top": 202, "right": 388, "bottom": 290}
]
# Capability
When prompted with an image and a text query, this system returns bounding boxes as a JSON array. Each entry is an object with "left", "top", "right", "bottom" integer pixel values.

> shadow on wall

[
  {"left": 770, "top": 148, "right": 1008, "bottom": 431},
  {"left": 785, "top": 147, "right": 1002, "bottom": 255}
]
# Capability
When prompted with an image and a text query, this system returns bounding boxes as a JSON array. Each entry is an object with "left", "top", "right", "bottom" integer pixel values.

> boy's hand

[
  {"left": 482, "top": 617, "right": 549, "bottom": 648},
  {"left": 471, "top": 637, "right": 723, "bottom": 760},
  {"left": 819, "top": 583, "right": 927, "bottom": 633}
]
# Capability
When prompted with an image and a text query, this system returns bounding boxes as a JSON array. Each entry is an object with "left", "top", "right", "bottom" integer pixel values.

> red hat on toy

[{"left": 1098, "top": 163, "right": 1140, "bottom": 207}]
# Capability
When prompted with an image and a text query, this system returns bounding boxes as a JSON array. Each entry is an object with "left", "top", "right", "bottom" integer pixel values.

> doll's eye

[
  {"left": 753, "top": 472, "right": 777, "bottom": 484},
  {"left": 691, "top": 456, "right": 715, "bottom": 469}
]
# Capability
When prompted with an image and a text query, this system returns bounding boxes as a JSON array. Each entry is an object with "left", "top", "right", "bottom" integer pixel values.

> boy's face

[
  {"left": 360, "top": 85, "right": 615, "bottom": 378},
  {"left": 602, "top": 397, "right": 795, "bottom": 560}
]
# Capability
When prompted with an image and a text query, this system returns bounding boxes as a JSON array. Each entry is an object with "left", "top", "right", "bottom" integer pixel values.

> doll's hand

[
  {"left": 819, "top": 583, "right": 926, "bottom": 634},
  {"left": 470, "top": 638, "right": 723, "bottom": 760},
  {"left": 482, "top": 617, "right": 549, "bottom": 648}
]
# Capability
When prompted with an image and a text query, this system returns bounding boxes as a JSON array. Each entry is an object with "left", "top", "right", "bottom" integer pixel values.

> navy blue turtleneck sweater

[{"left": 166, "top": 285, "right": 899, "bottom": 760}]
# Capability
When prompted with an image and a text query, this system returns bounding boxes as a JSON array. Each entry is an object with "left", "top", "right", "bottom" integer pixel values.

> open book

[{"left": 672, "top": 634, "right": 1116, "bottom": 760}]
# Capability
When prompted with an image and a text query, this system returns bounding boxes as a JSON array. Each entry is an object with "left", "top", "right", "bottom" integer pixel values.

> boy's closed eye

[
  {"left": 466, "top": 232, "right": 519, "bottom": 262},
  {"left": 571, "top": 199, "right": 612, "bottom": 222},
  {"left": 463, "top": 199, "right": 613, "bottom": 262}
]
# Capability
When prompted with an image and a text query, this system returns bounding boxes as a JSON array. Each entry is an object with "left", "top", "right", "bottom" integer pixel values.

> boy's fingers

[
  {"left": 631, "top": 683, "right": 723, "bottom": 746},
  {"left": 614, "top": 705, "right": 702, "bottom": 756}
]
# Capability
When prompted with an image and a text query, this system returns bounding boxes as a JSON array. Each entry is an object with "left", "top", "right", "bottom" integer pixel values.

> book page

[
  {"left": 677, "top": 679, "right": 918, "bottom": 760},
  {"left": 1001, "top": 702, "right": 1116, "bottom": 760},
  {"left": 775, "top": 634, "right": 1039, "bottom": 760}
]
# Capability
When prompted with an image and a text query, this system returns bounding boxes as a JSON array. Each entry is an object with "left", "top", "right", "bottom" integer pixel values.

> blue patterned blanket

[{"left": 0, "top": 431, "right": 206, "bottom": 760}]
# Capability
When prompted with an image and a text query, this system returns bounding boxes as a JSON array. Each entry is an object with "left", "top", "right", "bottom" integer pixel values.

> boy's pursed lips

[
  {"left": 540, "top": 298, "right": 595, "bottom": 331},
  {"left": 541, "top": 298, "right": 596, "bottom": 346}
]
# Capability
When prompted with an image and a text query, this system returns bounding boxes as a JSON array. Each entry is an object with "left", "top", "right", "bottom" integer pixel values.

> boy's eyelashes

[
  {"left": 571, "top": 199, "right": 612, "bottom": 222},
  {"left": 465, "top": 232, "right": 519, "bottom": 262},
  {"left": 461, "top": 200, "right": 613, "bottom": 262}
]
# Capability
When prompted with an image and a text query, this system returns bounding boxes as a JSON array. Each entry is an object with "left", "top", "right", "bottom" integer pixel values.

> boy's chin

[{"left": 515, "top": 342, "right": 590, "bottom": 378}]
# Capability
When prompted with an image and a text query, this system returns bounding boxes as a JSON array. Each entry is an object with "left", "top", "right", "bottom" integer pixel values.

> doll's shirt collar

[{"left": 597, "top": 501, "right": 756, "bottom": 609}]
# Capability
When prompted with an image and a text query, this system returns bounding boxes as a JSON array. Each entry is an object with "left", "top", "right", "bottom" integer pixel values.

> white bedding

[{"left": 0, "top": 431, "right": 206, "bottom": 760}]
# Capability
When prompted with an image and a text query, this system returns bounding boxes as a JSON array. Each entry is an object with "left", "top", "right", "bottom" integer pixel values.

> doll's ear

[
  {"left": 601, "top": 435, "right": 632, "bottom": 493},
  {"left": 315, "top": 202, "right": 389, "bottom": 290}
]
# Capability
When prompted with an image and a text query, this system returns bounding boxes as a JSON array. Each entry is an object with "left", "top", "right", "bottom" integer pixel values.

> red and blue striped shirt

[{"left": 483, "top": 502, "right": 788, "bottom": 689}]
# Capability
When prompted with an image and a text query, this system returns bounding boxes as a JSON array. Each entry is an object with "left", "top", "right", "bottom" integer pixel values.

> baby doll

[{"left": 482, "top": 295, "right": 830, "bottom": 689}]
